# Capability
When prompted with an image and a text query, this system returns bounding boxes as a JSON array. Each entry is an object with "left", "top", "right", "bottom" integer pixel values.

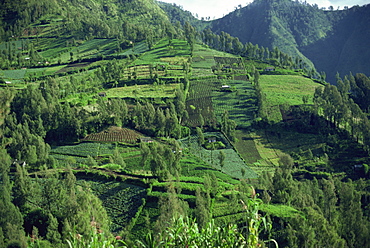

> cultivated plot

[{"left": 179, "top": 132, "right": 258, "bottom": 179}]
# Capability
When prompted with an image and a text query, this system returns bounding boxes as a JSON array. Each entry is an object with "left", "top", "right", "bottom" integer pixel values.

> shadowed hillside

[{"left": 209, "top": 0, "right": 370, "bottom": 83}]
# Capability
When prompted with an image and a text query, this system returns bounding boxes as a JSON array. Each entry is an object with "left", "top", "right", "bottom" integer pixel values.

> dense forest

[{"left": 0, "top": 0, "right": 370, "bottom": 247}]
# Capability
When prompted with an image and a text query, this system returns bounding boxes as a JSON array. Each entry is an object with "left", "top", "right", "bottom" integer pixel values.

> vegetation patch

[
  {"left": 76, "top": 176, "right": 147, "bottom": 233},
  {"left": 179, "top": 132, "right": 258, "bottom": 179},
  {"left": 234, "top": 130, "right": 262, "bottom": 164},
  {"left": 260, "top": 204, "right": 303, "bottom": 219},
  {"left": 212, "top": 80, "right": 257, "bottom": 128},
  {"left": 51, "top": 142, "right": 117, "bottom": 157},
  {"left": 82, "top": 126, "right": 144, "bottom": 143},
  {"left": 135, "top": 38, "right": 191, "bottom": 65},
  {"left": 185, "top": 79, "right": 219, "bottom": 127},
  {"left": 105, "top": 83, "right": 180, "bottom": 99},
  {"left": 249, "top": 131, "right": 281, "bottom": 166}
]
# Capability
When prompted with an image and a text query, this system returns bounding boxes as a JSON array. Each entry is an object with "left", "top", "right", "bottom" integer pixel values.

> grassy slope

[
  {"left": 259, "top": 74, "right": 322, "bottom": 122},
  {"left": 106, "top": 83, "right": 179, "bottom": 99},
  {"left": 259, "top": 75, "right": 321, "bottom": 106}
]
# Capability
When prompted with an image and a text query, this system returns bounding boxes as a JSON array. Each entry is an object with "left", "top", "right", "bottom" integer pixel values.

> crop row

[
  {"left": 83, "top": 128, "right": 143, "bottom": 143},
  {"left": 234, "top": 75, "right": 249, "bottom": 81},
  {"left": 211, "top": 80, "right": 257, "bottom": 128},
  {"left": 187, "top": 79, "right": 221, "bottom": 100},
  {"left": 212, "top": 201, "right": 243, "bottom": 218}
]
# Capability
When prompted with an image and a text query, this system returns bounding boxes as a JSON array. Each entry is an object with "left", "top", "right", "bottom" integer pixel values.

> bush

[
  {"left": 204, "top": 141, "right": 226, "bottom": 150},
  {"left": 101, "top": 163, "right": 122, "bottom": 171}
]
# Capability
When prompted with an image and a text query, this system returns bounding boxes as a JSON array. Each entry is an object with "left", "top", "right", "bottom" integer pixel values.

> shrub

[{"left": 101, "top": 163, "right": 122, "bottom": 171}]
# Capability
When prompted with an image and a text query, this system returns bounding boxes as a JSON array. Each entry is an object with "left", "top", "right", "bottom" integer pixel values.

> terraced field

[
  {"left": 212, "top": 80, "right": 257, "bottom": 128},
  {"left": 185, "top": 79, "right": 220, "bottom": 127},
  {"left": 179, "top": 132, "right": 258, "bottom": 179}
]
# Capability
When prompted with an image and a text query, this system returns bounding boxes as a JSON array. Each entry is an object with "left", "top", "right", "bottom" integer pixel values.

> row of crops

[
  {"left": 186, "top": 79, "right": 221, "bottom": 127},
  {"left": 119, "top": 41, "right": 149, "bottom": 56},
  {"left": 179, "top": 132, "right": 258, "bottom": 179},
  {"left": 212, "top": 80, "right": 258, "bottom": 128},
  {"left": 82, "top": 127, "right": 143, "bottom": 143},
  {"left": 186, "top": 78, "right": 258, "bottom": 128},
  {"left": 76, "top": 176, "right": 147, "bottom": 233}
]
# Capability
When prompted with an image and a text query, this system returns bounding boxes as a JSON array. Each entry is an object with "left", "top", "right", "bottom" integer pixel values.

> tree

[
  {"left": 0, "top": 149, "right": 26, "bottom": 247},
  {"left": 253, "top": 68, "right": 260, "bottom": 85},
  {"left": 111, "top": 148, "right": 126, "bottom": 169},
  {"left": 140, "top": 142, "right": 151, "bottom": 167},
  {"left": 46, "top": 214, "right": 61, "bottom": 244},
  {"left": 196, "top": 127, "right": 204, "bottom": 146},
  {"left": 219, "top": 150, "right": 225, "bottom": 172},
  {"left": 221, "top": 111, "right": 236, "bottom": 142},
  {"left": 183, "top": 22, "right": 196, "bottom": 51},
  {"left": 195, "top": 187, "right": 210, "bottom": 229},
  {"left": 320, "top": 71, "right": 326, "bottom": 83},
  {"left": 278, "top": 153, "right": 294, "bottom": 169},
  {"left": 155, "top": 184, "right": 188, "bottom": 233},
  {"left": 209, "top": 173, "right": 219, "bottom": 197},
  {"left": 198, "top": 113, "right": 204, "bottom": 129},
  {"left": 86, "top": 155, "right": 97, "bottom": 167},
  {"left": 12, "top": 164, "right": 30, "bottom": 212},
  {"left": 302, "top": 95, "right": 309, "bottom": 104}
]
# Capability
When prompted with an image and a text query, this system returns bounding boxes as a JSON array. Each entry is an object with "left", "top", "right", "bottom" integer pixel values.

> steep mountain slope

[
  {"left": 210, "top": 0, "right": 325, "bottom": 71},
  {"left": 210, "top": 0, "right": 370, "bottom": 83},
  {"left": 301, "top": 4, "right": 370, "bottom": 82}
]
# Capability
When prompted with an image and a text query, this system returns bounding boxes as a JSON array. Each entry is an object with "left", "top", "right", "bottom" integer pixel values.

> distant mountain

[
  {"left": 158, "top": 1, "right": 209, "bottom": 31},
  {"left": 209, "top": 0, "right": 370, "bottom": 83},
  {"left": 300, "top": 4, "right": 370, "bottom": 83}
]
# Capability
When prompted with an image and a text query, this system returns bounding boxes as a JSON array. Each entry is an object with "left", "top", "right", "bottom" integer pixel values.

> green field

[
  {"left": 259, "top": 75, "right": 322, "bottom": 106},
  {"left": 105, "top": 83, "right": 180, "bottom": 99},
  {"left": 120, "top": 40, "right": 149, "bottom": 56},
  {"left": 258, "top": 75, "right": 323, "bottom": 122},
  {"left": 234, "top": 130, "right": 262, "bottom": 164},
  {"left": 191, "top": 44, "right": 238, "bottom": 78},
  {"left": 50, "top": 142, "right": 144, "bottom": 170},
  {"left": 250, "top": 131, "right": 281, "bottom": 167},
  {"left": 51, "top": 142, "right": 117, "bottom": 157},
  {"left": 38, "top": 38, "right": 119, "bottom": 63}
]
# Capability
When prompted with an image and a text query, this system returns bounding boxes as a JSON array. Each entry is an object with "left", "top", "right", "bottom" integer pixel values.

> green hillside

[
  {"left": 0, "top": 1, "right": 370, "bottom": 247},
  {"left": 0, "top": 0, "right": 174, "bottom": 40}
]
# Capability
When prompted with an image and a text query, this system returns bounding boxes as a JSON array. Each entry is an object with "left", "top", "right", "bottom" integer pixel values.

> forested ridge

[
  {"left": 209, "top": 0, "right": 370, "bottom": 84},
  {"left": 0, "top": 0, "right": 370, "bottom": 247}
]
